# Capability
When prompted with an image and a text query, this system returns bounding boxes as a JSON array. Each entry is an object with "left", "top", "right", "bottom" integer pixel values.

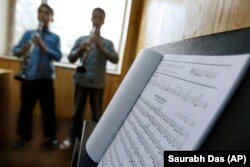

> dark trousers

[
  {"left": 69, "top": 85, "right": 104, "bottom": 141},
  {"left": 17, "top": 79, "right": 57, "bottom": 139}
]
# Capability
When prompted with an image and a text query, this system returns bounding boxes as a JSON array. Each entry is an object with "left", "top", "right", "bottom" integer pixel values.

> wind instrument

[
  {"left": 76, "top": 27, "right": 96, "bottom": 73},
  {"left": 14, "top": 21, "right": 44, "bottom": 81}
]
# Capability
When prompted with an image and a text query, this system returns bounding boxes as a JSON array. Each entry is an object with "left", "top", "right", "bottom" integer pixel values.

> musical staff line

[
  {"left": 154, "top": 71, "right": 217, "bottom": 89},
  {"left": 161, "top": 59, "right": 232, "bottom": 67},
  {"left": 149, "top": 78, "right": 208, "bottom": 109},
  {"left": 122, "top": 124, "right": 146, "bottom": 167},
  {"left": 118, "top": 127, "right": 137, "bottom": 167},
  {"left": 189, "top": 67, "right": 220, "bottom": 79},
  {"left": 139, "top": 96, "right": 190, "bottom": 139},
  {"left": 111, "top": 137, "right": 124, "bottom": 167},
  {"left": 127, "top": 116, "right": 161, "bottom": 167}
]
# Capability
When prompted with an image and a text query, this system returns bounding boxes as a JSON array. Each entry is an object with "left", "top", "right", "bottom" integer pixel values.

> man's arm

[{"left": 93, "top": 36, "right": 119, "bottom": 64}]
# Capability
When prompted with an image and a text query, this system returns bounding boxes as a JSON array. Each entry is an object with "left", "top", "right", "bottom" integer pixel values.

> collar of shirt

[{"left": 42, "top": 27, "right": 50, "bottom": 34}]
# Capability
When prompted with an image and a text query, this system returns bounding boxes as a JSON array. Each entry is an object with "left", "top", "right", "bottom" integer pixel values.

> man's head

[
  {"left": 91, "top": 7, "right": 105, "bottom": 29},
  {"left": 37, "top": 4, "right": 54, "bottom": 28}
]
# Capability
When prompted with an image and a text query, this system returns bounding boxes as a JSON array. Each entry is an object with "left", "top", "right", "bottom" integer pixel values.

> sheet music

[{"left": 98, "top": 54, "right": 250, "bottom": 167}]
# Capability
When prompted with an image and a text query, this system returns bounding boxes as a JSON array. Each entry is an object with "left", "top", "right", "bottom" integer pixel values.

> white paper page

[
  {"left": 86, "top": 49, "right": 163, "bottom": 163},
  {"left": 97, "top": 54, "right": 250, "bottom": 167}
]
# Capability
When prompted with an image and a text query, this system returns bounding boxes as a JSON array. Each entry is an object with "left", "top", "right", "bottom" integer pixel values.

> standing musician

[
  {"left": 60, "top": 7, "right": 119, "bottom": 149},
  {"left": 12, "top": 3, "right": 62, "bottom": 149}
]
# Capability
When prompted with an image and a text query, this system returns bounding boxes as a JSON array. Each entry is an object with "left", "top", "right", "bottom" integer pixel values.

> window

[{"left": 12, "top": 0, "right": 131, "bottom": 74}]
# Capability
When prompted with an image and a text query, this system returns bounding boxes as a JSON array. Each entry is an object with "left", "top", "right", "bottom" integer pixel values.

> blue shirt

[
  {"left": 12, "top": 29, "right": 62, "bottom": 80},
  {"left": 68, "top": 35, "right": 119, "bottom": 88}
]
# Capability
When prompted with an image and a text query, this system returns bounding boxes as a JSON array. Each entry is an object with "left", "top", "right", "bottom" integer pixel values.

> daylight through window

[{"left": 13, "top": 0, "right": 131, "bottom": 74}]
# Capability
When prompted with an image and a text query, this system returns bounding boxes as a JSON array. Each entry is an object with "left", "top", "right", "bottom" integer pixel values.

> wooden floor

[{"left": 0, "top": 109, "right": 74, "bottom": 167}]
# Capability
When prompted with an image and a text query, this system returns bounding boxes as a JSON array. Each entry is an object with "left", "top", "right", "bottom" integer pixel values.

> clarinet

[
  {"left": 14, "top": 21, "right": 44, "bottom": 81},
  {"left": 76, "top": 27, "right": 96, "bottom": 73}
]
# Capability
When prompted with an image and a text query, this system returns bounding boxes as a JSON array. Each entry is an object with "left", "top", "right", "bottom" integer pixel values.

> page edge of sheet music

[{"left": 85, "top": 48, "right": 163, "bottom": 163}]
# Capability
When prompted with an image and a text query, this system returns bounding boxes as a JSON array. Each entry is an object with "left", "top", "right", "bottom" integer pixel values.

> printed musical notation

[
  {"left": 139, "top": 97, "right": 190, "bottom": 140},
  {"left": 149, "top": 77, "right": 208, "bottom": 109},
  {"left": 189, "top": 67, "right": 220, "bottom": 79},
  {"left": 98, "top": 91, "right": 192, "bottom": 167}
]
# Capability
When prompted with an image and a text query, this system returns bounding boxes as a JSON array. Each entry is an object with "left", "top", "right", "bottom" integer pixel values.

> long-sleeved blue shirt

[
  {"left": 12, "top": 29, "right": 62, "bottom": 80},
  {"left": 68, "top": 35, "right": 119, "bottom": 89}
]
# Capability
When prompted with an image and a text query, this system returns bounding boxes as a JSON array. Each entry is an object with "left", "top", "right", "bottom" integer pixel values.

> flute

[
  {"left": 76, "top": 26, "right": 96, "bottom": 73},
  {"left": 14, "top": 21, "right": 44, "bottom": 81}
]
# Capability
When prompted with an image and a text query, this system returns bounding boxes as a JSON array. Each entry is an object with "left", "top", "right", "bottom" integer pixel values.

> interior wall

[
  {"left": 0, "top": 0, "right": 8, "bottom": 54},
  {"left": 137, "top": 0, "right": 250, "bottom": 52}
]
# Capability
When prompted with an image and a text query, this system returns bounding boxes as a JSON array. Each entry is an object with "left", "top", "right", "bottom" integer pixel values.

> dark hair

[
  {"left": 38, "top": 3, "right": 54, "bottom": 16},
  {"left": 92, "top": 7, "right": 105, "bottom": 18}
]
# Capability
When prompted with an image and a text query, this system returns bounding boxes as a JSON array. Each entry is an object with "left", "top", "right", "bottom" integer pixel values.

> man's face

[
  {"left": 38, "top": 6, "right": 53, "bottom": 27},
  {"left": 91, "top": 11, "right": 105, "bottom": 29}
]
